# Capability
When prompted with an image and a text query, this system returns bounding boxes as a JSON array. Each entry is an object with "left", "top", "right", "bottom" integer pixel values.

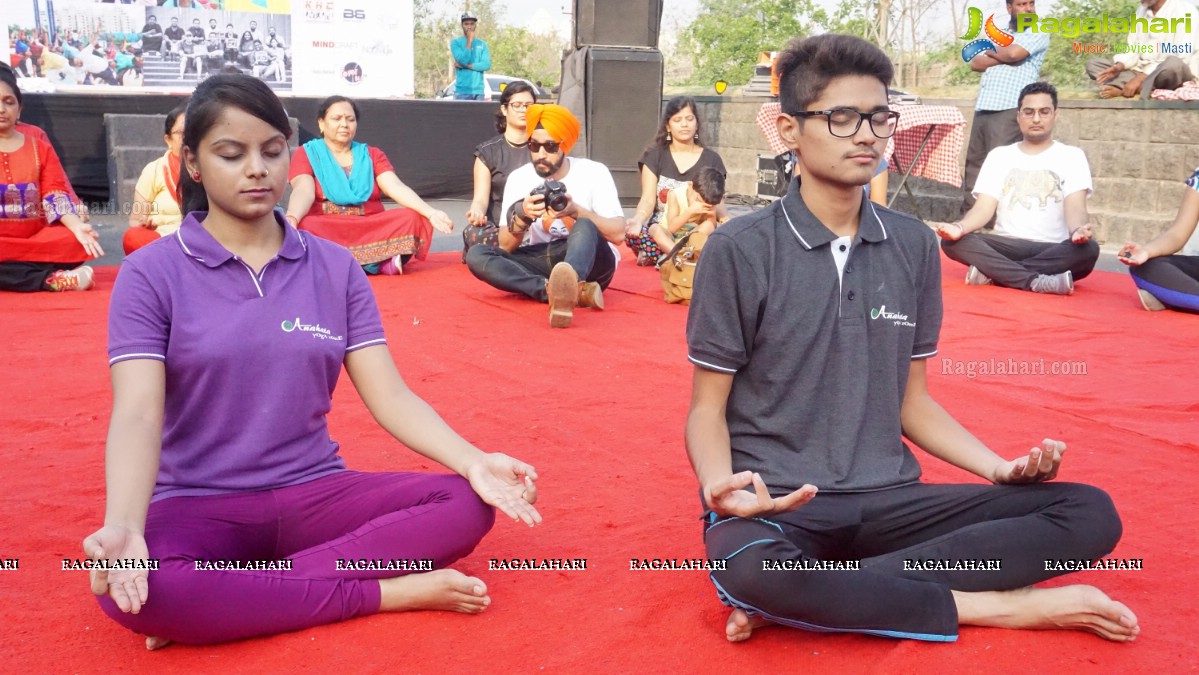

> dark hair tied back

[
  {"left": 164, "top": 100, "right": 189, "bottom": 136},
  {"left": 317, "top": 95, "right": 361, "bottom": 123},
  {"left": 494, "top": 81, "right": 538, "bottom": 133},
  {"left": 651, "top": 96, "right": 702, "bottom": 148},
  {"left": 179, "top": 74, "right": 292, "bottom": 215},
  {"left": 0, "top": 68, "right": 22, "bottom": 108}
]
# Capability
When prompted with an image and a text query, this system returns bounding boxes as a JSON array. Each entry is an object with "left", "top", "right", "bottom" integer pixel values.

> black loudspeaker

[
  {"left": 582, "top": 48, "right": 664, "bottom": 202},
  {"left": 574, "top": 0, "right": 663, "bottom": 48}
]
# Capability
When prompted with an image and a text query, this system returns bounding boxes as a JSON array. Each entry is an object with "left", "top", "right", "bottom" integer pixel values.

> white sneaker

[
  {"left": 1030, "top": 271, "right": 1074, "bottom": 295},
  {"left": 964, "top": 265, "right": 993, "bottom": 286},
  {"left": 45, "top": 265, "right": 95, "bottom": 292},
  {"left": 1137, "top": 289, "right": 1165, "bottom": 311}
]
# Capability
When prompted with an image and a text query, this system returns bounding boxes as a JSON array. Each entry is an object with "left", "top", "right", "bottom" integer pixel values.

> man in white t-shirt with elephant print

[{"left": 937, "top": 82, "right": 1099, "bottom": 296}]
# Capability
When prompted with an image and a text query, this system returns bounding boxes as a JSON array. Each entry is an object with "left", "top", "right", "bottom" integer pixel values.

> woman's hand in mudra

[
  {"left": 82, "top": 525, "right": 151, "bottom": 613},
  {"left": 428, "top": 209, "right": 454, "bottom": 234},
  {"left": 464, "top": 453, "right": 541, "bottom": 527},
  {"left": 465, "top": 206, "right": 487, "bottom": 227},
  {"left": 65, "top": 217, "right": 105, "bottom": 258}
]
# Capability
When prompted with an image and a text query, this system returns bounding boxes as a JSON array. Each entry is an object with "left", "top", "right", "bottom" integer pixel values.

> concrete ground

[{"left": 87, "top": 198, "right": 1130, "bottom": 274}]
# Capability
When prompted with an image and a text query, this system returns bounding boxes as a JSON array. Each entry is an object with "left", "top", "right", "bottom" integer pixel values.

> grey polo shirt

[{"left": 686, "top": 182, "right": 943, "bottom": 494}]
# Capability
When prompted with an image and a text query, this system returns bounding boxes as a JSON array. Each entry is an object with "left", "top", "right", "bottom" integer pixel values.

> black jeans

[
  {"left": 464, "top": 218, "right": 617, "bottom": 302},
  {"left": 0, "top": 261, "right": 77, "bottom": 292},
  {"left": 704, "top": 482, "right": 1121, "bottom": 641},
  {"left": 941, "top": 233, "right": 1099, "bottom": 290}
]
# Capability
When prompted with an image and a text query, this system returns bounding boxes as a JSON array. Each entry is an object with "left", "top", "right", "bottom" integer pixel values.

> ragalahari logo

[{"left": 960, "top": 7, "right": 1016, "bottom": 62}]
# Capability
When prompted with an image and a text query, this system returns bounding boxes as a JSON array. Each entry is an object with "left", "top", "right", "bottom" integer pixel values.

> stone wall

[{"left": 689, "top": 95, "right": 1199, "bottom": 246}]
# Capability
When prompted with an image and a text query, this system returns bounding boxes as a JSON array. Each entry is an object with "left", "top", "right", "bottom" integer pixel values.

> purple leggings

[{"left": 98, "top": 470, "right": 494, "bottom": 644}]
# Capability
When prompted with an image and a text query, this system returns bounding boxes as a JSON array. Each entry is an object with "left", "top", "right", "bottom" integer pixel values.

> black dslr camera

[{"left": 529, "top": 180, "right": 569, "bottom": 212}]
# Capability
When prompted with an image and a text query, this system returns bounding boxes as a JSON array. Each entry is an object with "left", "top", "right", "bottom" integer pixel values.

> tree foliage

[
  {"left": 824, "top": 0, "right": 880, "bottom": 40},
  {"left": 1039, "top": 0, "right": 1139, "bottom": 89},
  {"left": 927, "top": 0, "right": 1140, "bottom": 92},
  {"left": 673, "top": 0, "right": 1145, "bottom": 95},
  {"left": 412, "top": 0, "right": 566, "bottom": 98},
  {"left": 679, "top": 0, "right": 829, "bottom": 87},
  {"left": 924, "top": 41, "right": 978, "bottom": 87},
  {"left": 490, "top": 26, "right": 567, "bottom": 90}
]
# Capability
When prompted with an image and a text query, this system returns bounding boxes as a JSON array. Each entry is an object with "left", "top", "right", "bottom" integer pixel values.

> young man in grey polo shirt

[{"left": 685, "top": 34, "right": 1138, "bottom": 645}]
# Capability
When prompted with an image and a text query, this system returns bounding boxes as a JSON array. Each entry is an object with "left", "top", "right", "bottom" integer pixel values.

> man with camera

[{"left": 465, "top": 104, "right": 626, "bottom": 328}]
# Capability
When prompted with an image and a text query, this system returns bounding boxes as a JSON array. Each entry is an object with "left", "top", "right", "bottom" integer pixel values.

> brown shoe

[
  {"left": 578, "top": 281, "right": 604, "bottom": 310},
  {"left": 547, "top": 262, "right": 579, "bottom": 328}
]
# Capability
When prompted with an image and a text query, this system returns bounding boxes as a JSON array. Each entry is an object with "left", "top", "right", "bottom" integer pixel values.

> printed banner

[
  {"left": 8, "top": 0, "right": 413, "bottom": 98},
  {"left": 289, "top": 0, "right": 414, "bottom": 98}
]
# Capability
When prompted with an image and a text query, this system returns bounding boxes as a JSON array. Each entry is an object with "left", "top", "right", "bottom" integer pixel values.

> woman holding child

[{"left": 626, "top": 96, "right": 729, "bottom": 266}]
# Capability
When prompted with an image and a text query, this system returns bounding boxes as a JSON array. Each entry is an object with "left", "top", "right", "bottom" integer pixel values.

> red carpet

[{"left": 1, "top": 250, "right": 1194, "bottom": 672}]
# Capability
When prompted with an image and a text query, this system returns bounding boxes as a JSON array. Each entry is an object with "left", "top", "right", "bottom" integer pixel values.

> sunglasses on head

[{"left": 527, "top": 140, "right": 561, "bottom": 154}]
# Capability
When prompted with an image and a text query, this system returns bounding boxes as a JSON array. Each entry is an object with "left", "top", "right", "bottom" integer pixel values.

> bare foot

[
  {"left": 145, "top": 636, "right": 172, "bottom": 650},
  {"left": 725, "top": 608, "right": 771, "bottom": 643},
  {"left": 1123, "top": 73, "right": 1147, "bottom": 98},
  {"left": 378, "top": 569, "right": 490, "bottom": 614},
  {"left": 954, "top": 584, "right": 1139, "bottom": 642},
  {"left": 1099, "top": 85, "right": 1123, "bottom": 99}
]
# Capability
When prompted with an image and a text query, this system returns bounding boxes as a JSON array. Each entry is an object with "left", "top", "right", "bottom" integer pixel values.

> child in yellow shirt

[{"left": 649, "top": 166, "right": 726, "bottom": 258}]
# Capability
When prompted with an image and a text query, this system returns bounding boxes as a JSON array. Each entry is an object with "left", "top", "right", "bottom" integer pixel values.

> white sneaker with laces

[
  {"left": 1029, "top": 271, "right": 1074, "bottom": 295},
  {"left": 964, "top": 265, "right": 993, "bottom": 286},
  {"left": 45, "top": 265, "right": 95, "bottom": 292}
]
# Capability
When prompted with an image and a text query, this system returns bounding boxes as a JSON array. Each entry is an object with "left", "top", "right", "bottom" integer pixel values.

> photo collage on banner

[
  {"left": 8, "top": 0, "right": 413, "bottom": 97},
  {"left": 140, "top": 4, "right": 293, "bottom": 90},
  {"left": 8, "top": 1, "right": 148, "bottom": 87},
  {"left": 8, "top": 0, "right": 294, "bottom": 90}
]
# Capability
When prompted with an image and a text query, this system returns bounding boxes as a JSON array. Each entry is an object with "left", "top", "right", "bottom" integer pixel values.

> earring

[
  {"left": 666, "top": 131, "right": 672, "bottom": 142},
  {"left": 192, "top": 171, "right": 201, "bottom": 181}
]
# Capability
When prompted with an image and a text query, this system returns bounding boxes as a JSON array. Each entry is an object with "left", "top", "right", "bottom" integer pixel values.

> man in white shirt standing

[
  {"left": 937, "top": 82, "right": 1098, "bottom": 295},
  {"left": 465, "top": 104, "right": 626, "bottom": 328},
  {"left": 1086, "top": 0, "right": 1199, "bottom": 98}
]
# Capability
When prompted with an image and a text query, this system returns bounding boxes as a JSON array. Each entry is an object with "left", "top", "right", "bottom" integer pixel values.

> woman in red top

[
  {"left": 0, "top": 69, "right": 102, "bottom": 292},
  {"left": 285, "top": 96, "right": 453, "bottom": 275}
]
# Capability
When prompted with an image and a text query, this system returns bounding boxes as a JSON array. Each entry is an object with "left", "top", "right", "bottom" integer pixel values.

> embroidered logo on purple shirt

[{"left": 281, "top": 317, "right": 345, "bottom": 341}]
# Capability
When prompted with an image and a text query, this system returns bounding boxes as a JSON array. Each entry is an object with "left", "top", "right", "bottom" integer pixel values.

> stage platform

[{"left": 21, "top": 91, "right": 497, "bottom": 203}]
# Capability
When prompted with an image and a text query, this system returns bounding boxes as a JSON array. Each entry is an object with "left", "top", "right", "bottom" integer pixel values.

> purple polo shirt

[{"left": 107, "top": 212, "right": 387, "bottom": 501}]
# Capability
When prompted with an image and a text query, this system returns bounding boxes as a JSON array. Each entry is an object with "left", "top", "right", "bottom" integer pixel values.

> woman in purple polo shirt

[{"left": 83, "top": 74, "right": 541, "bottom": 648}]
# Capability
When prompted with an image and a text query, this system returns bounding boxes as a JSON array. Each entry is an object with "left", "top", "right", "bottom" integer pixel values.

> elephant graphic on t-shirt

[{"left": 1003, "top": 168, "right": 1064, "bottom": 210}]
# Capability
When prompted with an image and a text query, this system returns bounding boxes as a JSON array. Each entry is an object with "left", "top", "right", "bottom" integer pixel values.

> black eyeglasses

[
  {"left": 527, "top": 140, "right": 561, "bottom": 154},
  {"left": 787, "top": 108, "right": 901, "bottom": 138}
]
